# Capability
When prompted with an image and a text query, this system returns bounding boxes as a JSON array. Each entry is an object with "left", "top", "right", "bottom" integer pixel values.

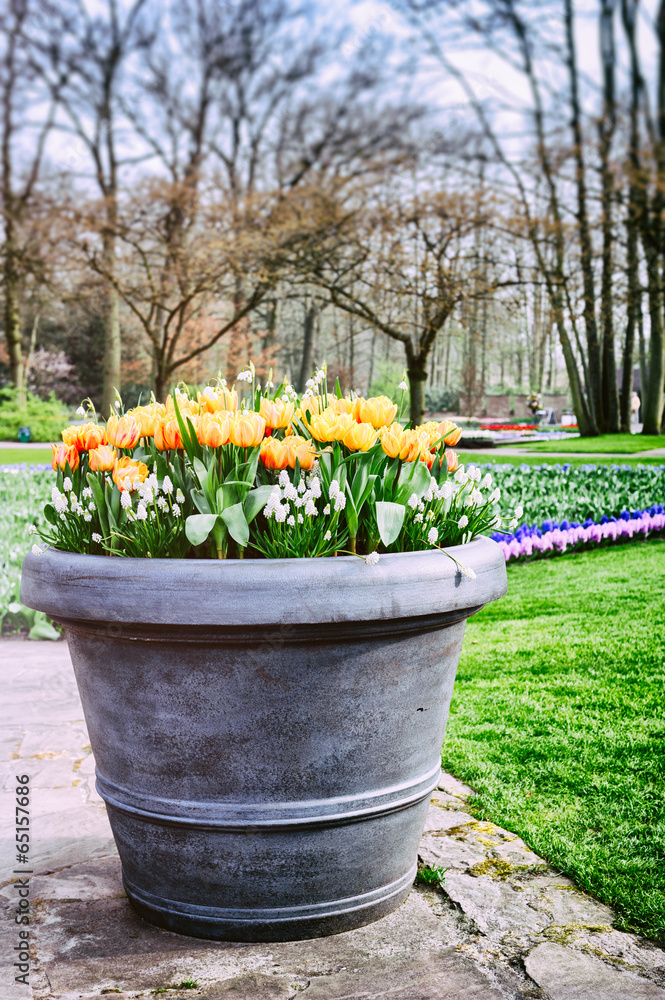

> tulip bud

[
  {"left": 75, "top": 422, "right": 106, "bottom": 451},
  {"left": 284, "top": 435, "right": 316, "bottom": 470},
  {"left": 260, "top": 437, "right": 289, "bottom": 471},
  {"left": 260, "top": 397, "right": 295, "bottom": 430},
  {"left": 445, "top": 449, "right": 459, "bottom": 472},
  {"left": 51, "top": 443, "right": 79, "bottom": 472},
  {"left": 154, "top": 414, "right": 184, "bottom": 451},
  {"left": 230, "top": 412, "right": 266, "bottom": 448},
  {"left": 353, "top": 396, "right": 398, "bottom": 429},
  {"left": 197, "top": 411, "right": 232, "bottom": 448},
  {"left": 380, "top": 423, "right": 405, "bottom": 459},
  {"left": 89, "top": 445, "right": 117, "bottom": 472},
  {"left": 342, "top": 421, "right": 378, "bottom": 452},
  {"left": 106, "top": 414, "right": 141, "bottom": 450}
]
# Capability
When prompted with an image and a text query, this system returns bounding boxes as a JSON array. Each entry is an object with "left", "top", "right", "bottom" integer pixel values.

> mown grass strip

[{"left": 443, "top": 541, "right": 665, "bottom": 943}]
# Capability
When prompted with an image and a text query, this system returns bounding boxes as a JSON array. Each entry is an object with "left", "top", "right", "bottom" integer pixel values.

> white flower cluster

[
  {"left": 123, "top": 474, "right": 183, "bottom": 523},
  {"left": 280, "top": 383, "right": 298, "bottom": 404},
  {"left": 236, "top": 369, "right": 253, "bottom": 383},
  {"left": 302, "top": 367, "right": 326, "bottom": 400},
  {"left": 263, "top": 470, "right": 326, "bottom": 524},
  {"left": 51, "top": 485, "right": 95, "bottom": 522}
]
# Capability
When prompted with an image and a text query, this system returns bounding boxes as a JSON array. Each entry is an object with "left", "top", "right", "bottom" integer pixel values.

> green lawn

[
  {"left": 0, "top": 447, "right": 52, "bottom": 465},
  {"left": 443, "top": 541, "right": 665, "bottom": 943},
  {"left": 459, "top": 451, "right": 665, "bottom": 468},
  {"left": 509, "top": 433, "right": 665, "bottom": 454}
]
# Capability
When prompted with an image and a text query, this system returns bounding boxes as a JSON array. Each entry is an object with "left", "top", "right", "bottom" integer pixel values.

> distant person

[{"left": 631, "top": 392, "right": 641, "bottom": 427}]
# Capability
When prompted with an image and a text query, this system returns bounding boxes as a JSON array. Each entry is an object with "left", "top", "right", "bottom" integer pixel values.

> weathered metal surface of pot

[{"left": 21, "top": 538, "right": 507, "bottom": 941}]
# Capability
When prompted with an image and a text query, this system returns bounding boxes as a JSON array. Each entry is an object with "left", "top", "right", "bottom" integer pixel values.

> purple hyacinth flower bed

[{"left": 493, "top": 505, "right": 665, "bottom": 561}]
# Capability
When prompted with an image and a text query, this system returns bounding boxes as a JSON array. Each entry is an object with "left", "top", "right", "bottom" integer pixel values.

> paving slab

[{"left": 1, "top": 638, "right": 664, "bottom": 1000}]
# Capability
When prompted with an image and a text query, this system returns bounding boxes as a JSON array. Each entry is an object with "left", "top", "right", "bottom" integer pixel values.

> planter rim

[{"left": 21, "top": 536, "right": 507, "bottom": 626}]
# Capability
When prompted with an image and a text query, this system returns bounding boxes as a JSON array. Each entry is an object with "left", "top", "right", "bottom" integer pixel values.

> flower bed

[
  {"left": 495, "top": 507, "right": 665, "bottom": 561},
  {"left": 482, "top": 461, "right": 665, "bottom": 562}
]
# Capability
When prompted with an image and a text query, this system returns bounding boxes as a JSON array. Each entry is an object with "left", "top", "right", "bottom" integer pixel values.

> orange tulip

[
  {"left": 438, "top": 420, "right": 462, "bottom": 447},
  {"left": 259, "top": 397, "right": 295, "bottom": 430},
  {"left": 230, "top": 412, "right": 266, "bottom": 448},
  {"left": 197, "top": 411, "right": 232, "bottom": 448},
  {"left": 106, "top": 414, "right": 140, "bottom": 450},
  {"left": 51, "top": 443, "right": 79, "bottom": 472},
  {"left": 353, "top": 395, "right": 398, "bottom": 429},
  {"left": 380, "top": 423, "right": 406, "bottom": 459},
  {"left": 284, "top": 435, "right": 316, "bottom": 471},
  {"left": 112, "top": 456, "right": 149, "bottom": 492},
  {"left": 342, "top": 421, "right": 378, "bottom": 452},
  {"left": 88, "top": 445, "right": 117, "bottom": 472},
  {"left": 197, "top": 387, "right": 238, "bottom": 413},
  {"left": 260, "top": 437, "right": 289, "bottom": 471},
  {"left": 154, "top": 414, "right": 184, "bottom": 451},
  {"left": 130, "top": 403, "right": 166, "bottom": 438},
  {"left": 445, "top": 448, "right": 459, "bottom": 472},
  {"left": 76, "top": 422, "right": 107, "bottom": 451}
]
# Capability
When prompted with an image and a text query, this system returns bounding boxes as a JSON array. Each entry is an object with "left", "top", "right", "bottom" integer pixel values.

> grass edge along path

[
  {"left": 461, "top": 451, "right": 665, "bottom": 469},
  {"left": 510, "top": 432, "right": 665, "bottom": 454},
  {"left": 442, "top": 540, "right": 665, "bottom": 944}
]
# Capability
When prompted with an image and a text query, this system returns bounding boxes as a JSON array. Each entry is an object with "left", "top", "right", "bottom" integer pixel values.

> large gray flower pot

[{"left": 21, "top": 538, "right": 506, "bottom": 942}]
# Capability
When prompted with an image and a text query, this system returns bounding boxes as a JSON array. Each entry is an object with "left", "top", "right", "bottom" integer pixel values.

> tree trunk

[
  {"left": 642, "top": 248, "right": 665, "bottom": 433},
  {"left": 599, "top": 0, "right": 620, "bottom": 432},
  {"left": 564, "top": 0, "right": 602, "bottom": 428},
  {"left": 297, "top": 302, "right": 317, "bottom": 393},
  {"left": 101, "top": 230, "right": 121, "bottom": 416},
  {"left": 3, "top": 233, "right": 25, "bottom": 406},
  {"left": 621, "top": 0, "right": 641, "bottom": 432},
  {"left": 408, "top": 361, "right": 427, "bottom": 426}
]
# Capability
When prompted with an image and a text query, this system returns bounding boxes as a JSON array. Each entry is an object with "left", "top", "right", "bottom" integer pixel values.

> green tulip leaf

[
  {"left": 221, "top": 502, "right": 250, "bottom": 547},
  {"left": 376, "top": 501, "right": 406, "bottom": 546},
  {"left": 185, "top": 513, "right": 218, "bottom": 546}
]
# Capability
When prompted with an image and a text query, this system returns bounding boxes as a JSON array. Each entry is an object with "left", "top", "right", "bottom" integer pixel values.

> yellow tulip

[
  {"left": 260, "top": 397, "right": 295, "bottom": 430},
  {"left": 61, "top": 425, "right": 79, "bottom": 447},
  {"left": 129, "top": 403, "right": 166, "bottom": 438},
  {"left": 329, "top": 396, "right": 355, "bottom": 415},
  {"left": 106, "top": 414, "right": 140, "bottom": 450},
  {"left": 353, "top": 395, "right": 398, "bottom": 429},
  {"left": 342, "top": 422, "right": 378, "bottom": 452},
  {"left": 230, "top": 412, "right": 266, "bottom": 448},
  {"left": 88, "top": 445, "right": 117, "bottom": 472},
  {"left": 308, "top": 408, "right": 339, "bottom": 443},
  {"left": 445, "top": 448, "right": 459, "bottom": 472},
  {"left": 380, "top": 423, "right": 406, "bottom": 459}
]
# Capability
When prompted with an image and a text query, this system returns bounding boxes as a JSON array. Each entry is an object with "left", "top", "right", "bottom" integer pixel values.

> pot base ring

[{"left": 123, "top": 864, "right": 416, "bottom": 942}]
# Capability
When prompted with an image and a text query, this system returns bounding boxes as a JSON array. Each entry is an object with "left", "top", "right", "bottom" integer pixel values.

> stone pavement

[{"left": 2, "top": 640, "right": 664, "bottom": 1000}]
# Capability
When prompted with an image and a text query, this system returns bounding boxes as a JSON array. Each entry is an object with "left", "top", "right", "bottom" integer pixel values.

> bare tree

[
  {"left": 33, "top": 0, "right": 150, "bottom": 415},
  {"left": 0, "top": 0, "right": 58, "bottom": 402}
]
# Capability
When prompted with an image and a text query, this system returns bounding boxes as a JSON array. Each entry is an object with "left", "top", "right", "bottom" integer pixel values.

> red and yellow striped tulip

[
  {"left": 51, "top": 443, "right": 79, "bottom": 472},
  {"left": 88, "top": 445, "right": 117, "bottom": 472}
]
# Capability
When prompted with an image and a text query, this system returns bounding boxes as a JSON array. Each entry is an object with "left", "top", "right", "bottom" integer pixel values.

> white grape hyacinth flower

[{"left": 365, "top": 550, "right": 380, "bottom": 565}]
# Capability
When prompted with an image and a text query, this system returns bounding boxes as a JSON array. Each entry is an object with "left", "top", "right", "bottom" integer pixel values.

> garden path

[{"left": 1, "top": 640, "right": 664, "bottom": 1000}]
